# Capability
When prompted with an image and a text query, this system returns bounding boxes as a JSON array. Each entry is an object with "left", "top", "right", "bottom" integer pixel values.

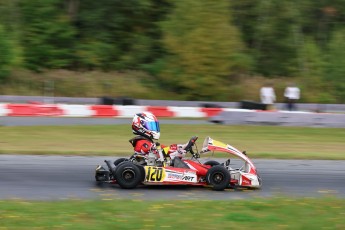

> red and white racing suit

[{"left": 129, "top": 136, "right": 187, "bottom": 160}]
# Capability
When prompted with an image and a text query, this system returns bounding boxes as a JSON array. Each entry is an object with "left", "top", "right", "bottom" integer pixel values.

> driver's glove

[
  {"left": 169, "top": 149, "right": 186, "bottom": 159},
  {"left": 177, "top": 149, "right": 187, "bottom": 156},
  {"left": 177, "top": 143, "right": 188, "bottom": 150}
]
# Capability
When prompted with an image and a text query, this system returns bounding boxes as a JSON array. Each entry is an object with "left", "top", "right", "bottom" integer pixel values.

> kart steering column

[
  {"left": 155, "top": 143, "right": 165, "bottom": 163},
  {"left": 185, "top": 136, "right": 199, "bottom": 158},
  {"left": 185, "top": 136, "right": 198, "bottom": 152}
]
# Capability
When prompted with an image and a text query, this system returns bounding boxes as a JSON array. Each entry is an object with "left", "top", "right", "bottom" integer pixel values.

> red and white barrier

[
  {"left": 0, "top": 103, "right": 226, "bottom": 118},
  {"left": 0, "top": 103, "right": 10, "bottom": 116}
]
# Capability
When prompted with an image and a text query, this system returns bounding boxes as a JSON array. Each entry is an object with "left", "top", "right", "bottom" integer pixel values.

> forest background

[{"left": 0, "top": 0, "right": 345, "bottom": 104}]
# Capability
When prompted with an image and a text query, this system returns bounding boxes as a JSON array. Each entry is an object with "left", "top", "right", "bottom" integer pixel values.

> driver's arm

[
  {"left": 162, "top": 136, "right": 197, "bottom": 159},
  {"left": 162, "top": 143, "right": 187, "bottom": 159}
]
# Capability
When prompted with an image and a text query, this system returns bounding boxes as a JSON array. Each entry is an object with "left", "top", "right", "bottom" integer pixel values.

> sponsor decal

[
  {"left": 164, "top": 170, "right": 197, "bottom": 182},
  {"left": 167, "top": 173, "right": 183, "bottom": 180},
  {"left": 182, "top": 171, "right": 197, "bottom": 182},
  {"left": 182, "top": 175, "right": 195, "bottom": 181},
  {"left": 241, "top": 175, "right": 251, "bottom": 186}
]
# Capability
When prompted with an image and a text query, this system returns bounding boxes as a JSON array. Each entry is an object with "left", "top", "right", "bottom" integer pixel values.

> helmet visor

[{"left": 144, "top": 121, "right": 160, "bottom": 132}]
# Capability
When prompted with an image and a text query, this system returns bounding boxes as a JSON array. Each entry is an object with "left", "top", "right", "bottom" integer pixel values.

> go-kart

[{"left": 95, "top": 136, "right": 262, "bottom": 191}]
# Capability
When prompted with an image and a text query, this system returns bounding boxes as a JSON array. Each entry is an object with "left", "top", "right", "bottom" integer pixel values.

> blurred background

[
  {"left": 0, "top": 0, "right": 344, "bottom": 103},
  {"left": 1, "top": 2, "right": 345, "bottom": 228}
]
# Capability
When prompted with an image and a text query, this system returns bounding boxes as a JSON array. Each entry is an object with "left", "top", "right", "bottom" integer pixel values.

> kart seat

[{"left": 173, "top": 157, "right": 190, "bottom": 169}]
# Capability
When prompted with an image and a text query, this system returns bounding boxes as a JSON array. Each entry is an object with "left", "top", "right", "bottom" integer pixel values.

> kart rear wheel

[
  {"left": 115, "top": 162, "right": 142, "bottom": 189},
  {"left": 203, "top": 160, "right": 220, "bottom": 167},
  {"left": 206, "top": 165, "right": 230, "bottom": 191}
]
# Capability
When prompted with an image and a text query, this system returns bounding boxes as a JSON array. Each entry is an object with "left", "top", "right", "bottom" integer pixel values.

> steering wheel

[{"left": 184, "top": 136, "right": 199, "bottom": 158}]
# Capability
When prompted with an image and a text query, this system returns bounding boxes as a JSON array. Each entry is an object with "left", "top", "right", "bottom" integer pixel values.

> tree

[
  {"left": 0, "top": 24, "right": 14, "bottom": 81},
  {"left": 324, "top": 29, "right": 345, "bottom": 103},
  {"left": 297, "top": 37, "right": 334, "bottom": 103},
  {"left": 0, "top": 0, "right": 21, "bottom": 33},
  {"left": 154, "top": 0, "right": 250, "bottom": 100},
  {"left": 19, "top": 0, "right": 76, "bottom": 71},
  {"left": 253, "top": 0, "right": 301, "bottom": 76},
  {"left": 75, "top": 0, "right": 171, "bottom": 70}
]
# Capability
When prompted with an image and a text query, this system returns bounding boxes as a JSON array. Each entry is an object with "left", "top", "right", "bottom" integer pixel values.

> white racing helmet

[{"left": 132, "top": 112, "right": 160, "bottom": 140}]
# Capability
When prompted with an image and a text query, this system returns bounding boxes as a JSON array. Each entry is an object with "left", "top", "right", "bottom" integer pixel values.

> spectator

[
  {"left": 260, "top": 83, "right": 276, "bottom": 110},
  {"left": 284, "top": 83, "right": 300, "bottom": 111}
]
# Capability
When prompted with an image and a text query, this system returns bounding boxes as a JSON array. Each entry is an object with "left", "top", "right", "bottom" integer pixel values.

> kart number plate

[{"left": 145, "top": 166, "right": 166, "bottom": 182}]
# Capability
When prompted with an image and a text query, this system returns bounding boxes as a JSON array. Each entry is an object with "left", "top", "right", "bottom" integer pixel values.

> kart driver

[{"left": 129, "top": 112, "right": 189, "bottom": 162}]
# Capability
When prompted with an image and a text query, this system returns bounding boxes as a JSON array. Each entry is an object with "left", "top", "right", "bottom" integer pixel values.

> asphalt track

[
  {"left": 1, "top": 155, "right": 344, "bottom": 200},
  {"left": 1, "top": 116, "right": 344, "bottom": 200}
]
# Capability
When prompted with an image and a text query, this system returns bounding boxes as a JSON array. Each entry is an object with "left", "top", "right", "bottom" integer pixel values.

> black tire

[
  {"left": 114, "top": 158, "right": 128, "bottom": 166},
  {"left": 206, "top": 165, "right": 230, "bottom": 191},
  {"left": 203, "top": 160, "right": 220, "bottom": 167},
  {"left": 115, "top": 162, "right": 142, "bottom": 189},
  {"left": 134, "top": 164, "right": 146, "bottom": 183}
]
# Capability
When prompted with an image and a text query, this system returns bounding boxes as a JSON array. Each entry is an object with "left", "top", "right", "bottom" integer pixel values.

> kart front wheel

[
  {"left": 114, "top": 158, "right": 128, "bottom": 166},
  {"left": 115, "top": 162, "right": 142, "bottom": 189},
  {"left": 206, "top": 165, "right": 230, "bottom": 191}
]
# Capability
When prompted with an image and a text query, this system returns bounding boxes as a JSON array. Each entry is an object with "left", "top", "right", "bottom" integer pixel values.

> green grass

[
  {"left": 0, "top": 124, "right": 345, "bottom": 159},
  {"left": 1, "top": 197, "right": 344, "bottom": 229}
]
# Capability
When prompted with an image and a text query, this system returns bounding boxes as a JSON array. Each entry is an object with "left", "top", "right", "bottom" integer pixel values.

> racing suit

[{"left": 129, "top": 136, "right": 187, "bottom": 160}]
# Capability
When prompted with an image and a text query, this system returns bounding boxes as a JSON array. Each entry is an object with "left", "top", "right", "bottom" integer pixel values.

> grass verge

[
  {"left": 1, "top": 197, "right": 344, "bottom": 229},
  {"left": 0, "top": 124, "right": 344, "bottom": 159}
]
